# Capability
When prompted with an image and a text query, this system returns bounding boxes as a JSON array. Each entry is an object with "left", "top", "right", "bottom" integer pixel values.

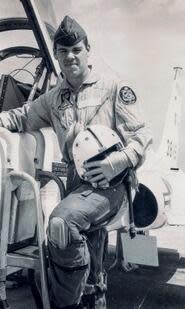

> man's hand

[{"left": 83, "top": 151, "right": 130, "bottom": 188}]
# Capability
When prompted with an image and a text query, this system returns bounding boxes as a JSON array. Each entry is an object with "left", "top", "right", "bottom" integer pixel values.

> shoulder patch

[{"left": 119, "top": 86, "right": 137, "bottom": 104}]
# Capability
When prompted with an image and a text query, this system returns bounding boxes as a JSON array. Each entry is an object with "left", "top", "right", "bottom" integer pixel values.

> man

[{"left": 0, "top": 16, "right": 152, "bottom": 309}]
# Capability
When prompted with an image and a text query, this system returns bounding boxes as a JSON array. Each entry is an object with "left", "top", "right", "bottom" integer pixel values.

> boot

[
  {"left": 0, "top": 300, "right": 10, "bottom": 309},
  {"left": 94, "top": 292, "right": 106, "bottom": 309},
  {"left": 82, "top": 292, "right": 106, "bottom": 309}
]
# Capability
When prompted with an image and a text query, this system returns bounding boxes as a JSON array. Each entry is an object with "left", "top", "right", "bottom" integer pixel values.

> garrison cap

[{"left": 54, "top": 15, "right": 87, "bottom": 48}]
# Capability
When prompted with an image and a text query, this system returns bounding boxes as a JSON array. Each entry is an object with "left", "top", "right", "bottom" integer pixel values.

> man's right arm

[{"left": 0, "top": 93, "right": 51, "bottom": 132}]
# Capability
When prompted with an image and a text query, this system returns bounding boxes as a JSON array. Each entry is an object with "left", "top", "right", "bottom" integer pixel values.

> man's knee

[{"left": 47, "top": 217, "right": 71, "bottom": 249}]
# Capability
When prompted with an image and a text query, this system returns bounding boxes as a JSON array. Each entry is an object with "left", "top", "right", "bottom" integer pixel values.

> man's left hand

[{"left": 83, "top": 151, "right": 130, "bottom": 188}]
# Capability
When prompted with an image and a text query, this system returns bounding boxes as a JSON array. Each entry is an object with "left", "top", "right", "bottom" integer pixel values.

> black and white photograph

[{"left": 1, "top": 1, "right": 185, "bottom": 308}]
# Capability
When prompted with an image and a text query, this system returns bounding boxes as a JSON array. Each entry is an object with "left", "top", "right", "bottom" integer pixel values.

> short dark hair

[{"left": 54, "top": 36, "right": 90, "bottom": 54}]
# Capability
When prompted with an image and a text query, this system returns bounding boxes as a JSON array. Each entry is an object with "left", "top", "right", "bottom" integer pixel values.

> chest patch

[{"left": 119, "top": 86, "right": 136, "bottom": 104}]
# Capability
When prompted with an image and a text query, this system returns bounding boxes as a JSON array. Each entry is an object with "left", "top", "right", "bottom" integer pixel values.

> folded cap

[{"left": 54, "top": 15, "right": 87, "bottom": 48}]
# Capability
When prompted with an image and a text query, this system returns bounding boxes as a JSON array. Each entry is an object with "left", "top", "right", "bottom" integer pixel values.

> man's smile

[{"left": 65, "top": 62, "right": 78, "bottom": 67}]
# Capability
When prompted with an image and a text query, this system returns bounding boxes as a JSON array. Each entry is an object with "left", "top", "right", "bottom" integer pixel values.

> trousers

[{"left": 47, "top": 167, "right": 127, "bottom": 308}]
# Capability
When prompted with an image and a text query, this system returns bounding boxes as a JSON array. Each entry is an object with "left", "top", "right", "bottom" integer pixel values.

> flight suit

[{"left": 0, "top": 68, "right": 152, "bottom": 308}]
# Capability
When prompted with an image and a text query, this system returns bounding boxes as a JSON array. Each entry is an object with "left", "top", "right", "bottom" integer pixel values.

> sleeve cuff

[{"left": 122, "top": 147, "right": 139, "bottom": 167}]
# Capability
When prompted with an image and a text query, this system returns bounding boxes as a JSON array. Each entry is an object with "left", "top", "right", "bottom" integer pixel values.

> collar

[
  {"left": 83, "top": 66, "right": 100, "bottom": 85},
  {"left": 59, "top": 66, "right": 100, "bottom": 91}
]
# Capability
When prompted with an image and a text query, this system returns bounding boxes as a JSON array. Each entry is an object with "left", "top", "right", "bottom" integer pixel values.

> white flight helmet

[{"left": 72, "top": 125, "right": 124, "bottom": 180}]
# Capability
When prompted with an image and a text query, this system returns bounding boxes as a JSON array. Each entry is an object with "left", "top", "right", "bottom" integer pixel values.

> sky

[{"left": 1, "top": 0, "right": 185, "bottom": 169}]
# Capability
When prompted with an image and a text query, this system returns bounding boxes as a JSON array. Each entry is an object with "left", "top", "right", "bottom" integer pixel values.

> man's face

[{"left": 55, "top": 40, "right": 90, "bottom": 80}]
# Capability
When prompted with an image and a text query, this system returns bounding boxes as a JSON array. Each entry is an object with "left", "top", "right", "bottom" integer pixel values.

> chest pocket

[
  {"left": 77, "top": 94, "right": 109, "bottom": 126},
  {"left": 77, "top": 98, "right": 102, "bottom": 108}
]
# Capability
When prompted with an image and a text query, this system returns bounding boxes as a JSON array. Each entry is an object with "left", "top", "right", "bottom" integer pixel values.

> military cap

[{"left": 54, "top": 15, "right": 87, "bottom": 48}]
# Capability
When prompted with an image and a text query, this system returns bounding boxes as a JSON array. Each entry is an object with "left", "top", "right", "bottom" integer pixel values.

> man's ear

[
  {"left": 86, "top": 44, "right": 90, "bottom": 52},
  {"left": 86, "top": 44, "right": 91, "bottom": 58}
]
